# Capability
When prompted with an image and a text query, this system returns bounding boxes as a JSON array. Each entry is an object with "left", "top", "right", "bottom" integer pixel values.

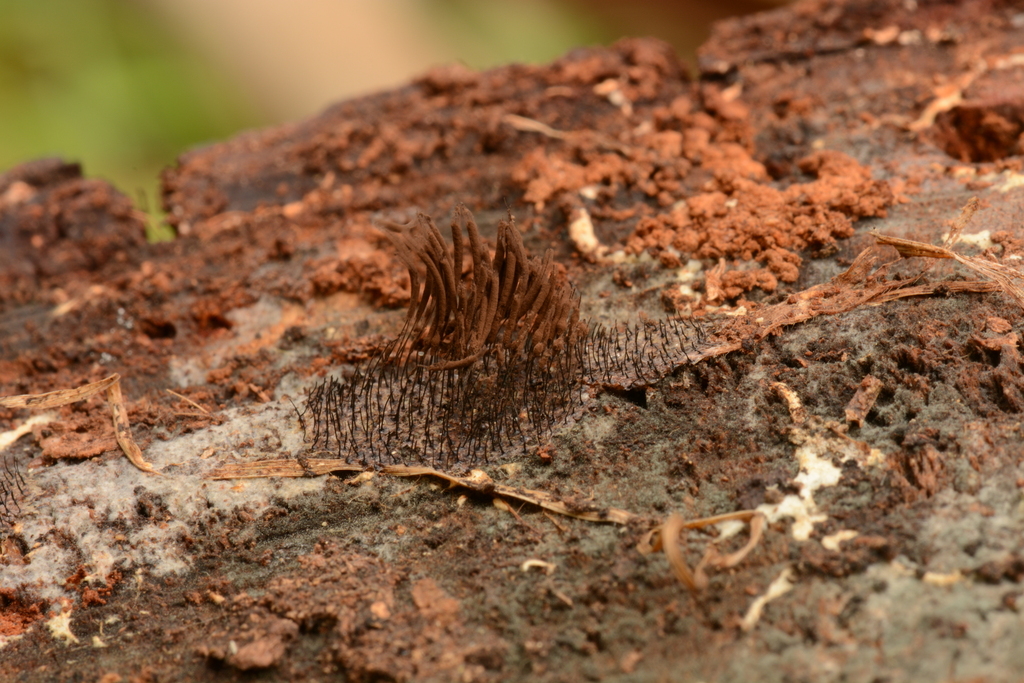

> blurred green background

[
  {"left": 0, "top": 0, "right": 257, "bottom": 214},
  {"left": 0, "top": 0, "right": 785, "bottom": 235}
]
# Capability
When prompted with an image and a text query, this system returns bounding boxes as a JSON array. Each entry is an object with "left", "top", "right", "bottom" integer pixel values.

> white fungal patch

[
  {"left": 754, "top": 384, "right": 886, "bottom": 540},
  {"left": 46, "top": 610, "right": 79, "bottom": 645},
  {"left": 954, "top": 230, "right": 994, "bottom": 250},
  {"left": 997, "top": 171, "right": 1024, "bottom": 193},
  {"left": 822, "top": 529, "right": 860, "bottom": 551},
  {"left": 2, "top": 399, "right": 328, "bottom": 604},
  {"left": 741, "top": 567, "right": 794, "bottom": 631},
  {"left": 758, "top": 431, "right": 884, "bottom": 540},
  {"left": 568, "top": 207, "right": 600, "bottom": 256},
  {"left": 0, "top": 413, "right": 55, "bottom": 451}
]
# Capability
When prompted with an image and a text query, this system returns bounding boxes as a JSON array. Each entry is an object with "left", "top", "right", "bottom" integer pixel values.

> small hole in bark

[
  {"left": 933, "top": 102, "right": 1024, "bottom": 162},
  {"left": 139, "top": 318, "right": 177, "bottom": 339},
  {"left": 606, "top": 385, "right": 648, "bottom": 409}
]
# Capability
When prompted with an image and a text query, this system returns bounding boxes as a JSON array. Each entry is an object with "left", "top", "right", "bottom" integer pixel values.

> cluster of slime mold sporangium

[{"left": 301, "top": 206, "right": 707, "bottom": 469}]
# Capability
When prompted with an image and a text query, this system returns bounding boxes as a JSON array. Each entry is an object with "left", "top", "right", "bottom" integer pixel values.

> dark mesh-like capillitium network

[
  {"left": 301, "top": 205, "right": 707, "bottom": 468},
  {"left": 0, "top": 453, "right": 26, "bottom": 528}
]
